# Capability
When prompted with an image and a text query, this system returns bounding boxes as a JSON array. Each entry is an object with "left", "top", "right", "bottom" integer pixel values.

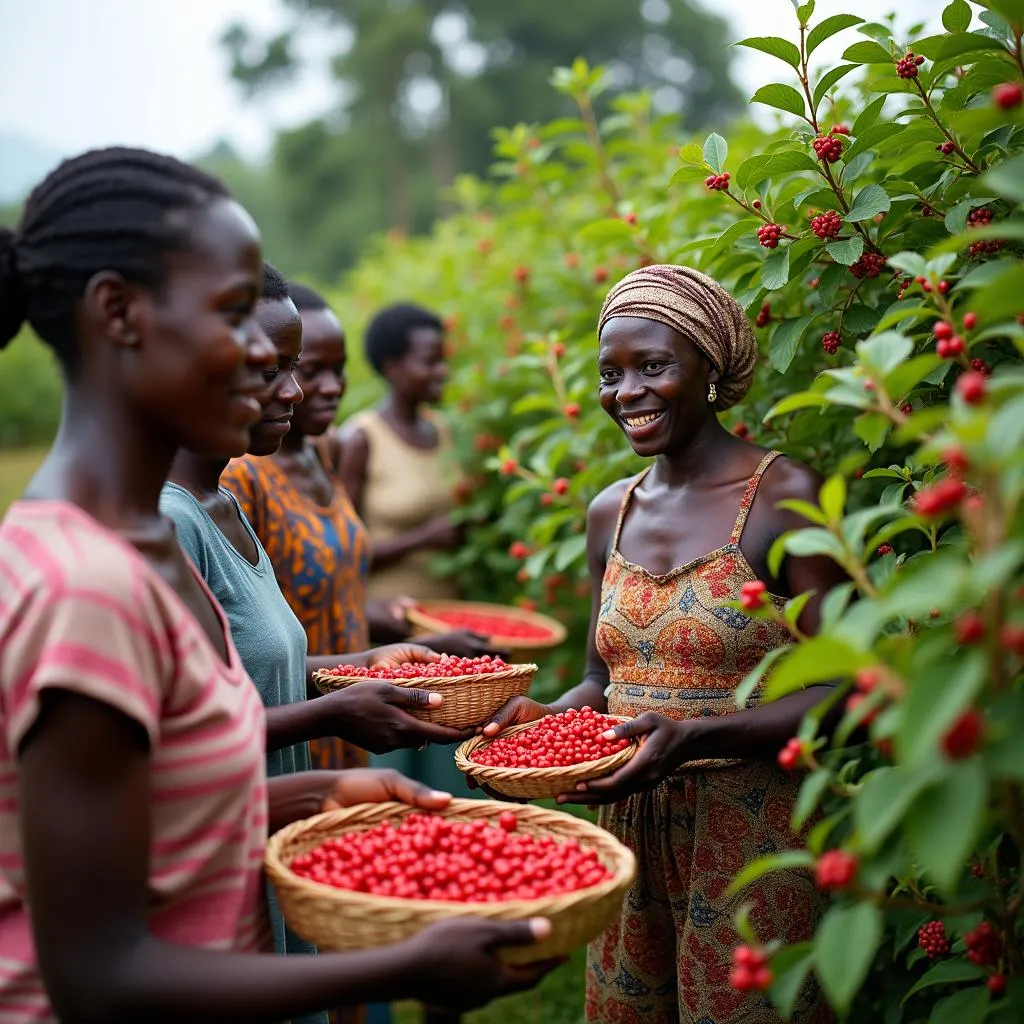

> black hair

[
  {"left": 0, "top": 146, "right": 229, "bottom": 370},
  {"left": 260, "top": 260, "right": 291, "bottom": 303},
  {"left": 288, "top": 281, "right": 330, "bottom": 312},
  {"left": 363, "top": 302, "right": 443, "bottom": 375}
]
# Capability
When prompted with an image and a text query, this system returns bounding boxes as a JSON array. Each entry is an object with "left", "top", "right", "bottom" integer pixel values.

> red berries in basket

[
  {"left": 421, "top": 607, "right": 555, "bottom": 641},
  {"left": 472, "top": 707, "right": 630, "bottom": 769},
  {"left": 290, "top": 813, "right": 613, "bottom": 902},
  {"left": 326, "top": 654, "right": 510, "bottom": 680}
]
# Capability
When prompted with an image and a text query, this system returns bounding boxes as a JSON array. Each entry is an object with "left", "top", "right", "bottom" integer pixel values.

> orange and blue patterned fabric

[
  {"left": 587, "top": 451, "right": 833, "bottom": 1024},
  {"left": 222, "top": 452, "right": 371, "bottom": 772}
]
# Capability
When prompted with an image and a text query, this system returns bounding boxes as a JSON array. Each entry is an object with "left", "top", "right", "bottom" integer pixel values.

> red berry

[
  {"left": 540, "top": 492, "right": 554, "bottom": 507},
  {"left": 937, "top": 140, "right": 956, "bottom": 155},
  {"left": 705, "top": 173, "right": 730, "bottom": 192},
  {"left": 988, "top": 974, "right": 1007, "bottom": 996},
  {"left": 812, "top": 134, "right": 843, "bottom": 163},
  {"left": 942, "top": 708, "right": 985, "bottom": 759},
  {"left": 830, "top": 123, "right": 850, "bottom": 135},
  {"left": 965, "top": 921, "right": 1002, "bottom": 967},
  {"left": 756, "top": 223, "right": 784, "bottom": 249},
  {"left": 732, "top": 422, "right": 749, "bottom": 439},
  {"left": 811, "top": 210, "right": 842, "bottom": 239},
  {"left": 777, "top": 737, "right": 803, "bottom": 771},
  {"left": 739, "top": 580, "right": 768, "bottom": 611},
  {"left": 876, "top": 544, "right": 894, "bottom": 556},
  {"left": 500, "top": 458, "right": 518, "bottom": 476},
  {"left": 593, "top": 266, "right": 609, "bottom": 284},
  {"left": 917, "top": 920, "right": 950, "bottom": 959},
  {"left": 553, "top": 477, "right": 570, "bottom": 495},
  {"left": 955, "top": 613, "right": 985, "bottom": 645},
  {"left": 563, "top": 252, "right": 580, "bottom": 269},
  {"left": 499, "top": 314, "right": 516, "bottom": 332},
  {"left": 752, "top": 199, "right": 762, "bottom": 209},
  {"left": 850, "top": 252, "right": 887, "bottom": 279},
  {"left": 993, "top": 82, "right": 1023, "bottom": 110},
  {"left": 815, "top": 333, "right": 839, "bottom": 358},
  {"left": 846, "top": 692, "right": 877, "bottom": 725},
  {"left": 942, "top": 447, "right": 969, "bottom": 474},
  {"left": 498, "top": 811, "right": 517, "bottom": 832},
  {"left": 509, "top": 541, "right": 530, "bottom": 559},
  {"left": 971, "top": 358, "right": 990, "bottom": 375},
  {"left": 815, "top": 850, "right": 858, "bottom": 890},
  {"left": 855, "top": 668, "right": 881, "bottom": 693},
  {"left": 896, "top": 51, "right": 923, "bottom": 78},
  {"left": 514, "top": 265, "right": 530, "bottom": 283},
  {"left": 933, "top": 320, "right": 954, "bottom": 340},
  {"left": 999, "top": 624, "right": 1024, "bottom": 657},
  {"left": 564, "top": 402, "right": 581, "bottom": 419},
  {"left": 912, "top": 477, "right": 968, "bottom": 517},
  {"left": 622, "top": 212, "right": 638, "bottom": 225},
  {"left": 755, "top": 303, "right": 771, "bottom": 327},
  {"left": 957, "top": 371, "right": 987, "bottom": 404},
  {"left": 963, "top": 312, "right": 977, "bottom": 330}
]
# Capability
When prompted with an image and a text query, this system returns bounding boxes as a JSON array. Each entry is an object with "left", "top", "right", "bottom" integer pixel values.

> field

[{"left": 0, "top": 447, "right": 45, "bottom": 513}]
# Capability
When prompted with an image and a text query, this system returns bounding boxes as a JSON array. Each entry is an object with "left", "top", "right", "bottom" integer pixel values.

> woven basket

[
  {"left": 454, "top": 717, "right": 638, "bottom": 799},
  {"left": 406, "top": 600, "right": 568, "bottom": 655},
  {"left": 311, "top": 662, "right": 537, "bottom": 730},
  {"left": 265, "top": 798, "right": 636, "bottom": 964}
]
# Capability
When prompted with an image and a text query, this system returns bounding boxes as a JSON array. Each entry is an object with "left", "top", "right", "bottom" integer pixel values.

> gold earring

[{"left": 707, "top": 382, "right": 718, "bottom": 404}]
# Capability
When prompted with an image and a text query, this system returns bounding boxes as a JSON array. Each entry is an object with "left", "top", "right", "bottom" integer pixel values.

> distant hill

[{"left": 0, "top": 133, "right": 65, "bottom": 203}]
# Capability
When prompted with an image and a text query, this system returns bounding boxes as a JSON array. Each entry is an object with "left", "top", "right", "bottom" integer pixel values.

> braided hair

[{"left": 0, "top": 146, "right": 229, "bottom": 372}]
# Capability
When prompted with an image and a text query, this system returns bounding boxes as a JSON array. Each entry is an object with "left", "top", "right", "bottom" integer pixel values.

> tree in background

[{"left": 222, "top": 0, "right": 742, "bottom": 278}]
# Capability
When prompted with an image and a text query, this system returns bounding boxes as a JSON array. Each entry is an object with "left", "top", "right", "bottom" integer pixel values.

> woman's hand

[
  {"left": 366, "top": 642, "right": 440, "bottom": 669},
  {"left": 477, "top": 696, "right": 551, "bottom": 737},
  {"left": 418, "top": 630, "right": 506, "bottom": 661},
  {"left": 321, "top": 768, "right": 452, "bottom": 813},
  {"left": 418, "top": 513, "right": 463, "bottom": 550},
  {"left": 403, "top": 917, "right": 562, "bottom": 1013},
  {"left": 555, "top": 712, "right": 688, "bottom": 805}
]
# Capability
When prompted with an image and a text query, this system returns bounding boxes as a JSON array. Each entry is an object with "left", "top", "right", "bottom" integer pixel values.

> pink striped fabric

[{"left": 0, "top": 502, "right": 271, "bottom": 1023}]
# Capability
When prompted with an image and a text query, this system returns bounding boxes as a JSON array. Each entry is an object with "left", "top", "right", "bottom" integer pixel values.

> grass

[
  {"left": 393, "top": 948, "right": 587, "bottom": 1024},
  {"left": 0, "top": 447, "right": 46, "bottom": 514}
]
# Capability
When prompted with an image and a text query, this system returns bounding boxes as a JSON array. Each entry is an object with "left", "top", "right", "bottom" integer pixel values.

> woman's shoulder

[
  {"left": 759, "top": 451, "right": 824, "bottom": 504},
  {"left": 587, "top": 475, "right": 637, "bottom": 530}
]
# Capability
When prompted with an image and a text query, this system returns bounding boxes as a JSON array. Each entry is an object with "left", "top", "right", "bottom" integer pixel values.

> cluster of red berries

[
  {"left": 756, "top": 223, "right": 784, "bottom": 249},
  {"left": 965, "top": 921, "right": 1002, "bottom": 967},
  {"left": 933, "top": 321, "right": 966, "bottom": 359},
  {"left": 428, "top": 609, "right": 555, "bottom": 642},
  {"left": 912, "top": 477, "right": 967, "bottom": 517},
  {"left": 967, "top": 208, "right": 1002, "bottom": 255},
  {"left": 729, "top": 946, "right": 772, "bottom": 992},
  {"left": 472, "top": 707, "right": 629, "bottom": 769},
  {"left": 877, "top": 544, "right": 894, "bottom": 556},
  {"left": 917, "top": 921, "right": 950, "bottom": 959},
  {"left": 290, "top": 812, "right": 612, "bottom": 902},
  {"left": 941, "top": 708, "right": 985, "bottom": 759},
  {"left": 957, "top": 370, "right": 988, "bottom": 404},
  {"left": 955, "top": 612, "right": 985, "bottom": 645},
  {"left": 936, "top": 140, "right": 956, "bottom": 156},
  {"left": 777, "top": 737, "right": 804, "bottom": 771},
  {"left": 705, "top": 172, "right": 730, "bottom": 191},
  {"left": 970, "top": 208, "right": 993, "bottom": 228},
  {"left": 755, "top": 303, "right": 772, "bottom": 327},
  {"left": 815, "top": 850, "right": 858, "bottom": 891},
  {"left": 811, "top": 210, "right": 842, "bottom": 239},
  {"left": 821, "top": 330, "right": 841, "bottom": 355},
  {"left": 739, "top": 580, "right": 768, "bottom": 611},
  {"left": 914, "top": 275, "right": 950, "bottom": 294},
  {"left": 994, "top": 82, "right": 1023, "bottom": 110},
  {"left": 896, "top": 51, "right": 925, "bottom": 78},
  {"left": 850, "top": 252, "right": 887, "bottom": 279},
  {"left": 812, "top": 133, "right": 844, "bottom": 163},
  {"left": 327, "top": 654, "right": 511, "bottom": 680},
  {"left": 972, "top": 358, "right": 990, "bottom": 375},
  {"left": 830, "top": 123, "right": 850, "bottom": 136}
]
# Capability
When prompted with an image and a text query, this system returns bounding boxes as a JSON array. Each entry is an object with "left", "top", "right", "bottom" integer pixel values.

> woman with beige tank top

[{"left": 339, "top": 303, "right": 465, "bottom": 603}]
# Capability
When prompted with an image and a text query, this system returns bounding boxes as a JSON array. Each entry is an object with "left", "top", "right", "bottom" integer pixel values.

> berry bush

[{"left": 331, "top": 0, "right": 1024, "bottom": 1017}]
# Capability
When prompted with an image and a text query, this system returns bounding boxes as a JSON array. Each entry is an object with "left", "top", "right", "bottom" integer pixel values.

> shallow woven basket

[
  {"left": 265, "top": 798, "right": 636, "bottom": 964},
  {"left": 454, "top": 717, "right": 638, "bottom": 799},
  {"left": 311, "top": 662, "right": 537, "bottom": 729},
  {"left": 406, "top": 600, "right": 568, "bottom": 655}
]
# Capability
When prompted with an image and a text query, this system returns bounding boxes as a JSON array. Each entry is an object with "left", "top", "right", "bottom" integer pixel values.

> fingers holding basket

[{"left": 321, "top": 768, "right": 452, "bottom": 813}]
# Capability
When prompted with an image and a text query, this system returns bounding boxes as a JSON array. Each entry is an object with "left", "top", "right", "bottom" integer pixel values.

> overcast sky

[{"left": 1, "top": 0, "right": 945, "bottom": 171}]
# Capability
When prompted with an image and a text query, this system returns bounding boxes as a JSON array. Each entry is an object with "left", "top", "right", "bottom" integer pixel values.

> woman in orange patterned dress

[{"left": 483, "top": 266, "right": 844, "bottom": 1024}]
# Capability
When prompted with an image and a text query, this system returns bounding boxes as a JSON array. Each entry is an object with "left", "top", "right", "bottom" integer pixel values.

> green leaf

[
  {"left": 797, "top": 1, "right": 815, "bottom": 26},
  {"left": 817, "top": 262, "right": 847, "bottom": 305},
  {"left": 907, "top": 759, "right": 987, "bottom": 893},
  {"left": 901, "top": 956, "right": 985, "bottom": 1005},
  {"left": 750, "top": 83, "right": 807, "bottom": 118},
  {"left": 769, "top": 942, "right": 816, "bottom": 1019},
  {"left": 825, "top": 236, "right": 864, "bottom": 266},
  {"left": 812, "top": 64, "right": 859, "bottom": 110},
  {"left": 769, "top": 314, "right": 810, "bottom": 373},
  {"left": 736, "top": 36, "right": 801, "bottom": 68},
  {"left": 851, "top": 95, "right": 887, "bottom": 136},
  {"left": 807, "top": 14, "right": 864, "bottom": 55},
  {"left": 814, "top": 903, "right": 884, "bottom": 1014},
  {"left": 764, "top": 391, "right": 831, "bottom": 419},
  {"left": 703, "top": 133, "right": 728, "bottom": 174},
  {"left": 676, "top": 142, "right": 706, "bottom": 167},
  {"left": 855, "top": 764, "right": 941, "bottom": 852},
  {"left": 784, "top": 591, "right": 814, "bottom": 630},
  {"left": 765, "top": 636, "right": 865, "bottom": 699},
  {"left": 944, "top": 197, "right": 998, "bottom": 235},
  {"left": 929, "top": 985, "right": 990, "bottom": 1024},
  {"left": 943, "top": 0, "right": 972, "bottom": 32},
  {"left": 937, "top": 31, "right": 1010, "bottom": 61},
  {"left": 738, "top": 149, "right": 819, "bottom": 189},
  {"left": 887, "top": 251, "right": 929, "bottom": 278},
  {"left": 983, "top": 153, "right": 1024, "bottom": 206},
  {"left": 726, "top": 850, "right": 816, "bottom": 895},
  {"left": 762, "top": 247, "right": 792, "bottom": 292},
  {"left": 578, "top": 218, "right": 636, "bottom": 244},
  {"left": 845, "top": 184, "right": 891, "bottom": 223},
  {"left": 899, "top": 652, "right": 987, "bottom": 767},
  {"left": 885, "top": 354, "right": 944, "bottom": 401},
  {"left": 777, "top": 498, "right": 829, "bottom": 525},
  {"left": 857, "top": 331, "right": 913, "bottom": 376},
  {"left": 735, "top": 646, "right": 788, "bottom": 708},
  {"left": 793, "top": 769, "right": 831, "bottom": 830},
  {"left": 842, "top": 39, "right": 894, "bottom": 64},
  {"left": 553, "top": 533, "right": 587, "bottom": 572},
  {"left": 819, "top": 475, "right": 846, "bottom": 524}
]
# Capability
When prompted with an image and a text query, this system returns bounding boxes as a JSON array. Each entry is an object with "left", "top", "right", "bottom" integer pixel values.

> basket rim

[
  {"left": 311, "top": 661, "right": 538, "bottom": 691},
  {"left": 405, "top": 600, "right": 568, "bottom": 647},
  {"left": 454, "top": 716, "right": 638, "bottom": 781},
  {"left": 265, "top": 798, "right": 636, "bottom": 913}
]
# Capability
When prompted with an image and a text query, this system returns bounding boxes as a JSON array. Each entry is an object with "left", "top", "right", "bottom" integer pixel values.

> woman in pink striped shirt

[{"left": 0, "top": 147, "right": 552, "bottom": 1024}]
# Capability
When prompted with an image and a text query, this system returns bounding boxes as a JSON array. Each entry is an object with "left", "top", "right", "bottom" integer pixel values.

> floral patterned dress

[{"left": 586, "top": 451, "right": 832, "bottom": 1024}]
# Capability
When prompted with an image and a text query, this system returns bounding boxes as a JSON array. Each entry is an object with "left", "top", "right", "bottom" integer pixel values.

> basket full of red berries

[
  {"left": 265, "top": 799, "right": 636, "bottom": 964},
  {"left": 311, "top": 655, "right": 537, "bottom": 729},
  {"left": 406, "top": 599, "right": 567, "bottom": 654},
  {"left": 454, "top": 707, "right": 639, "bottom": 799}
]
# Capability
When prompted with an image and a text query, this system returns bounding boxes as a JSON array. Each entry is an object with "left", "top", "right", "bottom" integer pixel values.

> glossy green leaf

[
  {"left": 763, "top": 391, "right": 831, "bottom": 419},
  {"left": 901, "top": 957, "right": 985, "bottom": 1005},
  {"left": 819, "top": 475, "right": 846, "bottom": 523},
  {"left": 854, "top": 764, "right": 941, "bottom": 852},
  {"left": 676, "top": 142, "right": 706, "bottom": 167},
  {"left": 825, "top": 236, "right": 864, "bottom": 266},
  {"left": 769, "top": 942, "right": 816, "bottom": 1019},
  {"left": 726, "top": 849, "right": 816, "bottom": 895},
  {"left": 703, "top": 133, "right": 728, "bottom": 174},
  {"left": 842, "top": 39, "right": 893, "bottom": 64},
  {"left": 807, "top": 14, "right": 864, "bottom": 55},
  {"left": 762, "top": 247, "right": 792, "bottom": 292},
  {"left": 765, "top": 635, "right": 865, "bottom": 699},
  {"left": 845, "top": 184, "right": 891, "bottom": 222},
  {"left": 768, "top": 314, "right": 809, "bottom": 372},
  {"left": 736, "top": 36, "right": 801, "bottom": 68},
  {"left": 750, "top": 83, "right": 807, "bottom": 118},
  {"left": 812, "top": 64, "right": 859, "bottom": 109},
  {"left": 929, "top": 985, "right": 990, "bottom": 1024},
  {"left": 942, "top": 0, "right": 972, "bottom": 33},
  {"left": 792, "top": 769, "right": 831, "bottom": 830},
  {"left": 814, "top": 903, "right": 884, "bottom": 1014}
]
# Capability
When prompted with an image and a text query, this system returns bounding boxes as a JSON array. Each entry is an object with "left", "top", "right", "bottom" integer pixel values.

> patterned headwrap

[{"left": 597, "top": 264, "right": 757, "bottom": 411}]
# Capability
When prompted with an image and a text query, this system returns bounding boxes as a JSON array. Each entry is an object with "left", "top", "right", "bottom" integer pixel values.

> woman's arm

[
  {"left": 336, "top": 425, "right": 368, "bottom": 512},
  {"left": 19, "top": 692, "right": 553, "bottom": 1023}
]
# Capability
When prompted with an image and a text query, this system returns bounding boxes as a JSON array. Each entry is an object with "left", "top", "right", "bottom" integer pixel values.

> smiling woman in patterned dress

[{"left": 482, "top": 265, "right": 845, "bottom": 1024}]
